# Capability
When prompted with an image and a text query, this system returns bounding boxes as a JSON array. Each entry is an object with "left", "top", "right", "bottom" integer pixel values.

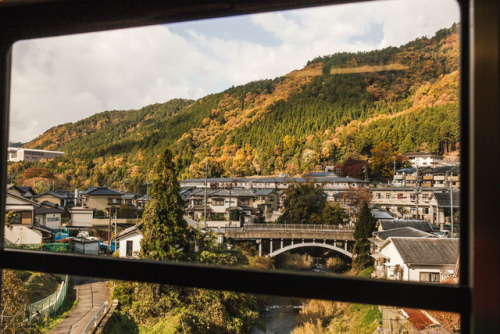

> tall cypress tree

[
  {"left": 353, "top": 201, "right": 376, "bottom": 270},
  {"left": 140, "top": 148, "right": 190, "bottom": 261}
]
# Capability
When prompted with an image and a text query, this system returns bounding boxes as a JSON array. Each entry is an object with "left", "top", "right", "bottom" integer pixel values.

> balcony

[
  {"left": 406, "top": 176, "right": 416, "bottom": 180},
  {"left": 423, "top": 175, "right": 433, "bottom": 180},
  {"left": 107, "top": 198, "right": 122, "bottom": 205}
]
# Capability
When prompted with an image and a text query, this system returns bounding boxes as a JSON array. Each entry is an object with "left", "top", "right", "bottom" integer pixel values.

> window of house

[
  {"left": 386, "top": 193, "right": 391, "bottom": 199},
  {"left": 193, "top": 199, "right": 203, "bottom": 206},
  {"left": 213, "top": 199, "right": 225, "bottom": 206},
  {"left": 420, "top": 272, "right": 440, "bottom": 283}
]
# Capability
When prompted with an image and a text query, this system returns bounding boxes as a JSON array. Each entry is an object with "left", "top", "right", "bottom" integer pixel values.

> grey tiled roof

[
  {"left": 181, "top": 178, "right": 250, "bottom": 183},
  {"left": 432, "top": 191, "right": 460, "bottom": 208},
  {"left": 253, "top": 189, "right": 275, "bottom": 196},
  {"left": 374, "top": 227, "right": 433, "bottom": 240},
  {"left": 379, "top": 219, "right": 433, "bottom": 233},
  {"left": 122, "top": 193, "right": 139, "bottom": 200},
  {"left": 390, "top": 237, "right": 459, "bottom": 265},
  {"left": 371, "top": 209, "right": 395, "bottom": 220},
  {"left": 81, "top": 187, "right": 123, "bottom": 196},
  {"left": 190, "top": 188, "right": 254, "bottom": 197},
  {"left": 116, "top": 223, "right": 143, "bottom": 239},
  {"left": 35, "top": 206, "right": 64, "bottom": 214}
]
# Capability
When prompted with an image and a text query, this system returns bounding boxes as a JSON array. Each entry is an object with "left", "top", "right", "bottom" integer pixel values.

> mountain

[{"left": 16, "top": 24, "right": 460, "bottom": 191}]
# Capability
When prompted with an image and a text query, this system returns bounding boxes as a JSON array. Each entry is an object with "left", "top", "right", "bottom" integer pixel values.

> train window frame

[{"left": 0, "top": 0, "right": 498, "bottom": 333}]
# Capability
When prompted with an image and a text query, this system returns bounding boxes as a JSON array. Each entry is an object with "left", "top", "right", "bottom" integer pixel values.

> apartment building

[{"left": 392, "top": 166, "right": 459, "bottom": 188}]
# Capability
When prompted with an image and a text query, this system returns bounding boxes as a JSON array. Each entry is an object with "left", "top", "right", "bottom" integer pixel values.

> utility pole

[
  {"left": 204, "top": 158, "right": 208, "bottom": 229},
  {"left": 107, "top": 208, "right": 112, "bottom": 255},
  {"left": 228, "top": 182, "right": 233, "bottom": 227},
  {"left": 114, "top": 207, "right": 118, "bottom": 251},
  {"left": 450, "top": 171, "right": 454, "bottom": 237},
  {"left": 414, "top": 165, "right": 421, "bottom": 220}
]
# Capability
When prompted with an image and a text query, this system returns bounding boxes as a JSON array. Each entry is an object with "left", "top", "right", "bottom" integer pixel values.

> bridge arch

[{"left": 269, "top": 242, "right": 352, "bottom": 258}]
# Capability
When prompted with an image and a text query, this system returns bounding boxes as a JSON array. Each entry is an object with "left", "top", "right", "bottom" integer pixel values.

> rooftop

[
  {"left": 379, "top": 219, "right": 434, "bottom": 233},
  {"left": 81, "top": 187, "right": 123, "bottom": 196},
  {"left": 388, "top": 237, "right": 459, "bottom": 265},
  {"left": 433, "top": 191, "right": 460, "bottom": 208},
  {"left": 373, "top": 227, "right": 433, "bottom": 240}
]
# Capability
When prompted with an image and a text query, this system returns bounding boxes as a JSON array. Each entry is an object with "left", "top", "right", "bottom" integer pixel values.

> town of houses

[{"left": 5, "top": 155, "right": 460, "bottom": 279}]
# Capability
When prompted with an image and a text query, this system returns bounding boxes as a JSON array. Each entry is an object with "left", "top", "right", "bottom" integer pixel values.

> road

[{"left": 50, "top": 277, "right": 110, "bottom": 334}]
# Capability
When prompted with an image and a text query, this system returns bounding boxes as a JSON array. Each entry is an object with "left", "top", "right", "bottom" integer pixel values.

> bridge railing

[{"left": 218, "top": 223, "right": 354, "bottom": 233}]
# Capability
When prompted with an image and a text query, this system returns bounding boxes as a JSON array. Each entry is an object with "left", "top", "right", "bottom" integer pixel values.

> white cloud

[{"left": 9, "top": 0, "right": 459, "bottom": 142}]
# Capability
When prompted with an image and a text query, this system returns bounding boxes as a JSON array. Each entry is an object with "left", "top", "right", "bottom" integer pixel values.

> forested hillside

[{"left": 12, "top": 24, "right": 460, "bottom": 192}]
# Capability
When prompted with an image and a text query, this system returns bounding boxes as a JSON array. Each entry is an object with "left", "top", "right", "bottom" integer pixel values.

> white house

[
  {"left": 402, "top": 152, "right": 444, "bottom": 167},
  {"left": 116, "top": 224, "right": 143, "bottom": 258},
  {"left": 376, "top": 237, "right": 458, "bottom": 282},
  {"left": 35, "top": 205, "right": 64, "bottom": 229}
]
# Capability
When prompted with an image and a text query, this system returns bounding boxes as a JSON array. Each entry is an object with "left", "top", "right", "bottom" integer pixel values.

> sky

[{"left": 9, "top": 0, "right": 460, "bottom": 143}]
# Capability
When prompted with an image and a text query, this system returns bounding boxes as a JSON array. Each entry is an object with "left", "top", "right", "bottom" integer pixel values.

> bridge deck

[{"left": 223, "top": 225, "right": 355, "bottom": 241}]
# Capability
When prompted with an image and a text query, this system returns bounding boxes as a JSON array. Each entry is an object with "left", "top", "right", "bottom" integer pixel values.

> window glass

[
  {"left": 1, "top": 269, "right": 461, "bottom": 333},
  {"left": 6, "top": 0, "right": 460, "bottom": 286}
]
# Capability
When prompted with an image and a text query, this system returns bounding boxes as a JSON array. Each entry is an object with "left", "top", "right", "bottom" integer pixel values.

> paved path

[{"left": 51, "top": 277, "right": 110, "bottom": 334}]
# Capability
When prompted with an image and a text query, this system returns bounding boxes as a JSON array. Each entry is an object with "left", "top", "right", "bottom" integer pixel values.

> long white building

[{"left": 8, "top": 147, "right": 64, "bottom": 162}]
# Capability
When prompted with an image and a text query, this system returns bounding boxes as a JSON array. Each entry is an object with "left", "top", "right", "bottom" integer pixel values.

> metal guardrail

[
  {"left": 82, "top": 301, "right": 108, "bottom": 334},
  {"left": 217, "top": 223, "right": 354, "bottom": 233}
]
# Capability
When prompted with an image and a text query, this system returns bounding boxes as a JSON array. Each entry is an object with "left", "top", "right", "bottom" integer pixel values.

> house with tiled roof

[
  {"left": 34, "top": 191, "right": 76, "bottom": 208},
  {"left": 80, "top": 186, "right": 123, "bottom": 213},
  {"left": 377, "top": 237, "right": 459, "bottom": 282},
  {"left": 7, "top": 184, "right": 36, "bottom": 199},
  {"left": 4, "top": 191, "right": 53, "bottom": 245},
  {"left": 35, "top": 204, "right": 65, "bottom": 229},
  {"left": 371, "top": 227, "right": 434, "bottom": 279}
]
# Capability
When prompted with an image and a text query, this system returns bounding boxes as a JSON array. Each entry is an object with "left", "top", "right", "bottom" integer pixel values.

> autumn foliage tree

[
  {"left": 340, "top": 157, "right": 367, "bottom": 179},
  {"left": 1, "top": 271, "right": 37, "bottom": 334},
  {"left": 369, "top": 141, "right": 398, "bottom": 181}
]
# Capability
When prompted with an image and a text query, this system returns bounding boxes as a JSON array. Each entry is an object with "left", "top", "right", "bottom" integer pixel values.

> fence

[
  {"left": 220, "top": 223, "right": 354, "bottom": 232},
  {"left": 82, "top": 301, "right": 108, "bottom": 334},
  {"left": 26, "top": 275, "right": 69, "bottom": 323},
  {"left": 42, "top": 243, "right": 69, "bottom": 252}
]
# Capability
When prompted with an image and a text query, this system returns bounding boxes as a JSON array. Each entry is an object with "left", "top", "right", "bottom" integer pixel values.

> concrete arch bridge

[{"left": 221, "top": 224, "right": 355, "bottom": 257}]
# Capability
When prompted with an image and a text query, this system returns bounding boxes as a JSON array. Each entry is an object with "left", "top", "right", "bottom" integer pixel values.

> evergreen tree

[
  {"left": 277, "top": 180, "right": 326, "bottom": 224},
  {"left": 322, "top": 202, "right": 348, "bottom": 226},
  {"left": 353, "top": 201, "right": 376, "bottom": 270},
  {"left": 140, "top": 148, "right": 190, "bottom": 261}
]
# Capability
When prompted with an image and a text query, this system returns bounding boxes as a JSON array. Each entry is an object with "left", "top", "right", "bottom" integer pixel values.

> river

[
  {"left": 252, "top": 257, "right": 328, "bottom": 334},
  {"left": 252, "top": 296, "right": 304, "bottom": 334}
]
